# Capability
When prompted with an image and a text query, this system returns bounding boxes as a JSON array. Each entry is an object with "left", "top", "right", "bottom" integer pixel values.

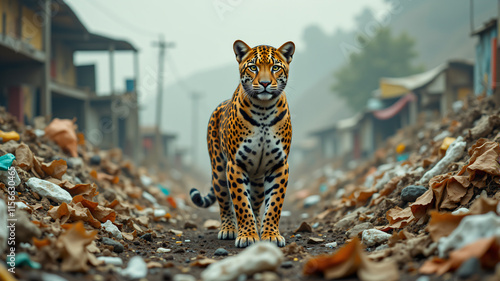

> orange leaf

[
  {"left": 41, "top": 159, "right": 67, "bottom": 180},
  {"left": 427, "top": 211, "right": 467, "bottom": 242},
  {"left": 33, "top": 237, "right": 51, "bottom": 248}
]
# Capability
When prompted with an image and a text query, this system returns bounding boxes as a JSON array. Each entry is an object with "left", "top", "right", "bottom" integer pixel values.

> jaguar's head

[{"left": 233, "top": 40, "right": 295, "bottom": 101}]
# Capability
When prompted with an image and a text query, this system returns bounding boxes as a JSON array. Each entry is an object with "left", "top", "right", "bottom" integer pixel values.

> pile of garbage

[
  {"left": 0, "top": 107, "right": 197, "bottom": 279},
  {"left": 292, "top": 96, "right": 500, "bottom": 280}
]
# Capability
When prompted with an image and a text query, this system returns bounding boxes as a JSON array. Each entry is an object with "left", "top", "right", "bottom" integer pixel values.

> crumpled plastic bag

[
  {"left": 0, "top": 153, "right": 15, "bottom": 171},
  {"left": 45, "top": 118, "right": 78, "bottom": 157}
]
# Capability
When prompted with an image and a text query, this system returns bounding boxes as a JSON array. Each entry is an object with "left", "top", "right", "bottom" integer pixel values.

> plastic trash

[
  {"left": 438, "top": 212, "right": 500, "bottom": 258},
  {"left": 15, "top": 252, "right": 41, "bottom": 269},
  {"left": 420, "top": 136, "right": 466, "bottom": 184},
  {"left": 201, "top": 242, "right": 284, "bottom": 281},
  {"left": 0, "top": 130, "right": 20, "bottom": 142},
  {"left": 101, "top": 220, "right": 123, "bottom": 239},
  {"left": 120, "top": 256, "right": 148, "bottom": 279},
  {"left": 0, "top": 154, "right": 15, "bottom": 170},
  {"left": 25, "top": 177, "right": 72, "bottom": 203}
]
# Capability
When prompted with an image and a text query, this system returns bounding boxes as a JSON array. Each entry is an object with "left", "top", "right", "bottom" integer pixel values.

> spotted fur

[{"left": 190, "top": 40, "right": 294, "bottom": 248}]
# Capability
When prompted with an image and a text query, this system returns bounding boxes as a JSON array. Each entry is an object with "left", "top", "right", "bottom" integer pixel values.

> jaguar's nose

[{"left": 260, "top": 81, "right": 270, "bottom": 87}]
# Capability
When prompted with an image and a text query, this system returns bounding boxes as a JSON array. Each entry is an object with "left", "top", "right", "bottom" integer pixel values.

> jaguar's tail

[{"left": 190, "top": 186, "right": 216, "bottom": 208}]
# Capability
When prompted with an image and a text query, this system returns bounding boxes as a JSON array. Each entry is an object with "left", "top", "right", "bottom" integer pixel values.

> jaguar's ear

[
  {"left": 278, "top": 41, "right": 295, "bottom": 64},
  {"left": 233, "top": 40, "right": 251, "bottom": 63}
]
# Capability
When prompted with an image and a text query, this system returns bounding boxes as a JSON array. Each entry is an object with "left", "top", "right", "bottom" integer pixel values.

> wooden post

[{"left": 41, "top": 0, "right": 51, "bottom": 118}]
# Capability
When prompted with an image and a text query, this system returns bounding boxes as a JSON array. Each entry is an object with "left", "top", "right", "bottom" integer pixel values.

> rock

[
  {"left": 346, "top": 222, "right": 374, "bottom": 238},
  {"left": 162, "top": 269, "right": 173, "bottom": 281},
  {"left": 456, "top": 257, "right": 480, "bottom": 279},
  {"left": 25, "top": 177, "right": 72, "bottom": 203},
  {"left": 140, "top": 233, "right": 153, "bottom": 242},
  {"left": 157, "top": 247, "right": 171, "bottom": 253},
  {"left": 184, "top": 221, "right": 197, "bottom": 229},
  {"left": 375, "top": 244, "right": 389, "bottom": 251},
  {"left": 173, "top": 274, "right": 196, "bottom": 281},
  {"left": 307, "top": 237, "right": 324, "bottom": 244},
  {"left": 204, "top": 219, "right": 221, "bottom": 229},
  {"left": 140, "top": 175, "right": 153, "bottom": 187},
  {"left": 401, "top": 185, "right": 427, "bottom": 202},
  {"left": 101, "top": 237, "right": 124, "bottom": 253},
  {"left": 361, "top": 229, "right": 392, "bottom": 246},
  {"left": 334, "top": 207, "right": 367, "bottom": 229},
  {"left": 0, "top": 168, "right": 20, "bottom": 187},
  {"left": 420, "top": 136, "right": 466, "bottom": 184},
  {"left": 415, "top": 276, "right": 430, "bottom": 281},
  {"left": 67, "top": 157, "right": 83, "bottom": 169},
  {"left": 214, "top": 248, "right": 229, "bottom": 256},
  {"left": 89, "top": 155, "right": 101, "bottom": 165},
  {"left": 101, "top": 220, "right": 123, "bottom": 239},
  {"left": 0, "top": 200, "right": 7, "bottom": 253},
  {"left": 201, "top": 242, "right": 284, "bottom": 281},
  {"left": 120, "top": 256, "right": 147, "bottom": 279},
  {"left": 438, "top": 212, "right": 500, "bottom": 258},
  {"left": 169, "top": 229, "right": 183, "bottom": 236},
  {"left": 303, "top": 195, "right": 320, "bottom": 208},
  {"left": 281, "top": 211, "right": 291, "bottom": 217},
  {"left": 325, "top": 242, "right": 337, "bottom": 248},
  {"left": 97, "top": 256, "right": 123, "bottom": 266},
  {"left": 294, "top": 222, "right": 312, "bottom": 233},
  {"left": 281, "top": 261, "right": 293, "bottom": 268}
]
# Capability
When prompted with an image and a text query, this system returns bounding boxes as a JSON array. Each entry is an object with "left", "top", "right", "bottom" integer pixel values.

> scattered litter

[
  {"left": 325, "top": 242, "right": 337, "bottom": 248},
  {"left": 0, "top": 153, "right": 15, "bottom": 170},
  {"left": 452, "top": 208, "right": 470, "bottom": 215},
  {"left": 101, "top": 220, "right": 123, "bottom": 239},
  {"left": 157, "top": 247, "right": 171, "bottom": 253},
  {"left": 420, "top": 136, "right": 466, "bottom": 184},
  {"left": 204, "top": 219, "right": 221, "bottom": 229},
  {"left": 14, "top": 252, "right": 41, "bottom": 269},
  {"left": 0, "top": 130, "right": 20, "bottom": 142},
  {"left": 362, "top": 229, "right": 392, "bottom": 247},
  {"left": 44, "top": 118, "right": 78, "bottom": 157},
  {"left": 119, "top": 256, "right": 148, "bottom": 279},
  {"left": 303, "top": 237, "right": 399, "bottom": 280},
  {"left": 201, "top": 242, "right": 284, "bottom": 281},
  {"left": 97, "top": 256, "right": 123, "bottom": 266},
  {"left": 303, "top": 195, "right": 320, "bottom": 208},
  {"left": 25, "top": 177, "right": 72, "bottom": 203},
  {"left": 307, "top": 237, "right": 324, "bottom": 244},
  {"left": 438, "top": 212, "right": 500, "bottom": 258}
]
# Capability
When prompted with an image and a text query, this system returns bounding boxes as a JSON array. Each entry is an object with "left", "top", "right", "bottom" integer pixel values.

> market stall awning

[{"left": 372, "top": 92, "right": 416, "bottom": 120}]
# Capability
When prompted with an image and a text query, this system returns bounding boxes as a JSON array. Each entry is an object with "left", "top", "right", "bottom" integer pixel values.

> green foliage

[{"left": 333, "top": 27, "right": 424, "bottom": 111}]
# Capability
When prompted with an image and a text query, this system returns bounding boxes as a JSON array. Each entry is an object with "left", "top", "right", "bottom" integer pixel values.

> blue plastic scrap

[{"left": 0, "top": 153, "right": 16, "bottom": 171}]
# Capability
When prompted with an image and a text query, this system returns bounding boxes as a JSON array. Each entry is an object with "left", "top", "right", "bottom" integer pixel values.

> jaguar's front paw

[
  {"left": 261, "top": 231, "right": 286, "bottom": 247},
  {"left": 235, "top": 232, "right": 260, "bottom": 248},
  {"left": 218, "top": 227, "right": 237, "bottom": 240}
]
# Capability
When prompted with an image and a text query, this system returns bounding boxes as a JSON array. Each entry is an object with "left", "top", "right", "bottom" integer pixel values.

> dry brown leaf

[
  {"left": 61, "top": 183, "right": 98, "bottom": 199},
  {"left": 426, "top": 211, "right": 467, "bottom": 242},
  {"left": 56, "top": 221, "right": 98, "bottom": 272},
  {"left": 303, "top": 237, "right": 399, "bottom": 281},
  {"left": 15, "top": 143, "right": 34, "bottom": 170},
  {"left": 469, "top": 194, "right": 499, "bottom": 215},
  {"left": 45, "top": 118, "right": 78, "bottom": 157},
  {"left": 73, "top": 195, "right": 116, "bottom": 223},
  {"left": 204, "top": 219, "right": 221, "bottom": 229},
  {"left": 41, "top": 159, "right": 67, "bottom": 180},
  {"left": 371, "top": 176, "right": 402, "bottom": 206},
  {"left": 386, "top": 207, "right": 415, "bottom": 229},
  {"left": 48, "top": 202, "right": 101, "bottom": 228},
  {"left": 420, "top": 237, "right": 500, "bottom": 275},
  {"left": 190, "top": 258, "right": 216, "bottom": 268},
  {"left": 410, "top": 188, "right": 434, "bottom": 218}
]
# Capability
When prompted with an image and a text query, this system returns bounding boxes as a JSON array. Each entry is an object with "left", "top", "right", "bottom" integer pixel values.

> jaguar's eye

[
  {"left": 249, "top": 65, "right": 258, "bottom": 71},
  {"left": 271, "top": 65, "right": 281, "bottom": 72}
]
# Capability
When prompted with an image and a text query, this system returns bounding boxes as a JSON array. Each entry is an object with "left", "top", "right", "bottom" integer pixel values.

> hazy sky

[
  {"left": 66, "top": 0, "right": 389, "bottom": 170},
  {"left": 67, "top": 0, "right": 388, "bottom": 93}
]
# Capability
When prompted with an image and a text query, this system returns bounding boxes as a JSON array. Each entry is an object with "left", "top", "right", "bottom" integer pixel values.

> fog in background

[{"left": 66, "top": 0, "right": 495, "bottom": 178}]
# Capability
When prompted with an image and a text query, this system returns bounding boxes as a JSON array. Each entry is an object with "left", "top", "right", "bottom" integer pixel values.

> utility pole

[
  {"left": 191, "top": 92, "right": 203, "bottom": 168},
  {"left": 152, "top": 35, "right": 175, "bottom": 165}
]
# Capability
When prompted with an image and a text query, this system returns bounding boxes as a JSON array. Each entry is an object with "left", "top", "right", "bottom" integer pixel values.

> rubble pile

[
  {"left": 294, "top": 96, "right": 500, "bottom": 280},
  {"left": 0, "top": 107, "right": 201, "bottom": 279}
]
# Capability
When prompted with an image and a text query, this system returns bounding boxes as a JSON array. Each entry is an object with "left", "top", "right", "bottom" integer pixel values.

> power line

[{"left": 83, "top": 0, "right": 160, "bottom": 38}]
